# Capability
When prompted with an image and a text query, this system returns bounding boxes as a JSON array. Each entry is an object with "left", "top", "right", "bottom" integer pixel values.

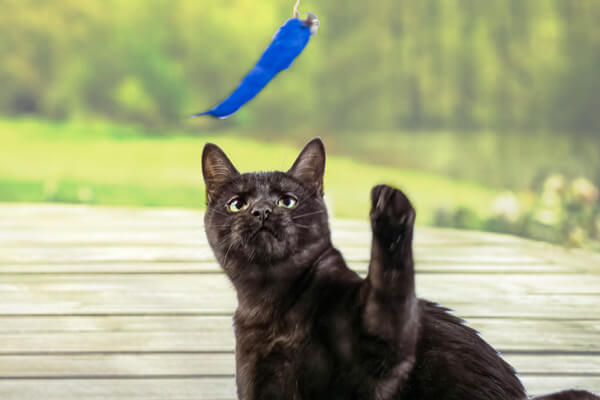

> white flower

[
  {"left": 571, "top": 177, "right": 599, "bottom": 204},
  {"left": 535, "top": 208, "right": 560, "bottom": 226},
  {"left": 544, "top": 174, "right": 566, "bottom": 194},
  {"left": 541, "top": 188, "right": 561, "bottom": 207},
  {"left": 491, "top": 192, "right": 521, "bottom": 222}
]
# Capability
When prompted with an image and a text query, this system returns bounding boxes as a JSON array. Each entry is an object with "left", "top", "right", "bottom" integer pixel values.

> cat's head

[{"left": 202, "top": 138, "right": 330, "bottom": 276}]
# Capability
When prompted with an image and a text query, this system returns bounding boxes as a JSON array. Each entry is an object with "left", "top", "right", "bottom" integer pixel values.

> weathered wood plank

[
  {"left": 0, "top": 316, "right": 598, "bottom": 353},
  {"left": 0, "top": 331, "right": 235, "bottom": 353},
  {"left": 0, "top": 300, "right": 597, "bottom": 318},
  {"left": 0, "top": 378, "right": 237, "bottom": 400},
  {"left": 0, "top": 315, "right": 596, "bottom": 338},
  {"left": 1, "top": 204, "right": 595, "bottom": 267},
  {"left": 507, "top": 354, "right": 600, "bottom": 374},
  {"left": 0, "top": 354, "right": 235, "bottom": 377},
  {"left": 0, "top": 204, "right": 598, "bottom": 399},
  {"left": 521, "top": 377, "right": 600, "bottom": 397},
  {"left": 0, "top": 294, "right": 597, "bottom": 319},
  {"left": 0, "top": 261, "right": 574, "bottom": 275},
  {"left": 2, "top": 296, "right": 597, "bottom": 320},
  {"left": 0, "top": 274, "right": 597, "bottom": 318},
  {"left": 0, "top": 245, "right": 546, "bottom": 265},
  {"left": 0, "top": 230, "right": 514, "bottom": 248},
  {"left": 0, "top": 204, "right": 528, "bottom": 245},
  {"left": 0, "top": 377, "right": 598, "bottom": 400},
  {"left": 1, "top": 273, "right": 598, "bottom": 293},
  {"left": 0, "top": 353, "right": 597, "bottom": 377}
]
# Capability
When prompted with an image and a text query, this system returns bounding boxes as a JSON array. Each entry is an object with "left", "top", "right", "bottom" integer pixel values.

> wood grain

[{"left": 0, "top": 204, "right": 598, "bottom": 399}]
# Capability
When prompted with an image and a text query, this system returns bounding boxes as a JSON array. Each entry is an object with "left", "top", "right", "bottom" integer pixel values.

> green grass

[{"left": 0, "top": 118, "right": 500, "bottom": 223}]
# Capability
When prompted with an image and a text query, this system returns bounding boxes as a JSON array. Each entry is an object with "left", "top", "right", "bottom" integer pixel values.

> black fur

[
  {"left": 534, "top": 391, "right": 600, "bottom": 400},
  {"left": 202, "top": 138, "right": 599, "bottom": 400}
]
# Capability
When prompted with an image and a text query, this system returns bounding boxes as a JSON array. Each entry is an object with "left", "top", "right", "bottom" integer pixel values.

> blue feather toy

[{"left": 193, "top": 5, "right": 319, "bottom": 119}]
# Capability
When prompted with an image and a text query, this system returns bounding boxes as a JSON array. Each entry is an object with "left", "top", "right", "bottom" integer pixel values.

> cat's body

[
  {"left": 202, "top": 138, "right": 598, "bottom": 400},
  {"left": 234, "top": 280, "right": 524, "bottom": 400}
]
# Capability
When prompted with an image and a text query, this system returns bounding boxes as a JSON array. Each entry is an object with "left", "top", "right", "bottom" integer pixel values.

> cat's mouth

[{"left": 251, "top": 225, "right": 279, "bottom": 240}]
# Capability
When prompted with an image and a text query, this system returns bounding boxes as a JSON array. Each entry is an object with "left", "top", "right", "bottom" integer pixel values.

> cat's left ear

[
  {"left": 202, "top": 143, "right": 240, "bottom": 204},
  {"left": 288, "top": 137, "right": 326, "bottom": 196}
]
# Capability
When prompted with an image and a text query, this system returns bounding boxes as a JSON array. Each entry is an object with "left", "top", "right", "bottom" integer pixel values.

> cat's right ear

[
  {"left": 288, "top": 137, "right": 326, "bottom": 196},
  {"left": 202, "top": 143, "right": 240, "bottom": 204}
]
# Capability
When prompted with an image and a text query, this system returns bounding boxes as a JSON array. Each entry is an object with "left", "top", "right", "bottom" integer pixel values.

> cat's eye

[
  {"left": 227, "top": 197, "right": 248, "bottom": 213},
  {"left": 278, "top": 194, "right": 298, "bottom": 209}
]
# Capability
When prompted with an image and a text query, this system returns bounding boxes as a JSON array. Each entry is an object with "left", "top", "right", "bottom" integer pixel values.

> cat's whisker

[
  {"left": 293, "top": 222, "right": 311, "bottom": 229},
  {"left": 217, "top": 233, "right": 233, "bottom": 247},
  {"left": 223, "top": 241, "right": 235, "bottom": 267},
  {"left": 292, "top": 210, "right": 325, "bottom": 220}
]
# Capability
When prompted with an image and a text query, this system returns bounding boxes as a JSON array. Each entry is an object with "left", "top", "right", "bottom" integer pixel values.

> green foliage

[
  {"left": 435, "top": 174, "right": 600, "bottom": 248},
  {"left": 1, "top": 0, "right": 600, "bottom": 134}
]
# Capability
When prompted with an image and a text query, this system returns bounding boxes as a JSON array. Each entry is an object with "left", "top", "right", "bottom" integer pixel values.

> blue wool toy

[{"left": 193, "top": 1, "right": 319, "bottom": 119}]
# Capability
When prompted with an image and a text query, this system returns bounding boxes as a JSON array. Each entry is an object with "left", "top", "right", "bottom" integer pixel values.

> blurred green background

[{"left": 1, "top": 0, "right": 599, "bottom": 247}]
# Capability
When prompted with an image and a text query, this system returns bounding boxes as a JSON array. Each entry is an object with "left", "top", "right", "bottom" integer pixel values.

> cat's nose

[{"left": 251, "top": 204, "right": 272, "bottom": 222}]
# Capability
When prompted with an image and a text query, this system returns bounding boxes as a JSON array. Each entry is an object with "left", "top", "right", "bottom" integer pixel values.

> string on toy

[{"left": 293, "top": 0, "right": 301, "bottom": 18}]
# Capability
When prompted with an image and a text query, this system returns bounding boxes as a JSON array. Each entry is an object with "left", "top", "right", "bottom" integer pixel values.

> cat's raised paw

[{"left": 370, "top": 185, "right": 415, "bottom": 253}]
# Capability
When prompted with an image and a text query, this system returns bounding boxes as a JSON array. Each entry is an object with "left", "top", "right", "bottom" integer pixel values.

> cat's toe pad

[{"left": 370, "top": 185, "right": 415, "bottom": 251}]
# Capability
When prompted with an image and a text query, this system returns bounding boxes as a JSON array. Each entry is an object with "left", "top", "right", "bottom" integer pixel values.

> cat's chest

[
  {"left": 234, "top": 313, "right": 310, "bottom": 359},
  {"left": 235, "top": 319, "right": 338, "bottom": 399}
]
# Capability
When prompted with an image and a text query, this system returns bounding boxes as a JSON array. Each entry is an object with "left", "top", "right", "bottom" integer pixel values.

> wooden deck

[{"left": 0, "top": 204, "right": 599, "bottom": 399}]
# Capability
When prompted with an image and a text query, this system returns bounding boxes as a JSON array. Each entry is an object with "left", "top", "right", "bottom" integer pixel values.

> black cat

[{"left": 202, "top": 138, "right": 599, "bottom": 400}]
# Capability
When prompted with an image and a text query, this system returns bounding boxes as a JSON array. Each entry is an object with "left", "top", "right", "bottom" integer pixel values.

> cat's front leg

[
  {"left": 361, "top": 185, "right": 419, "bottom": 398},
  {"left": 362, "top": 184, "right": 419, "bottom": 363},
  {"left": 367, "top": 184, "right": 416, "bottom": 297}
]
